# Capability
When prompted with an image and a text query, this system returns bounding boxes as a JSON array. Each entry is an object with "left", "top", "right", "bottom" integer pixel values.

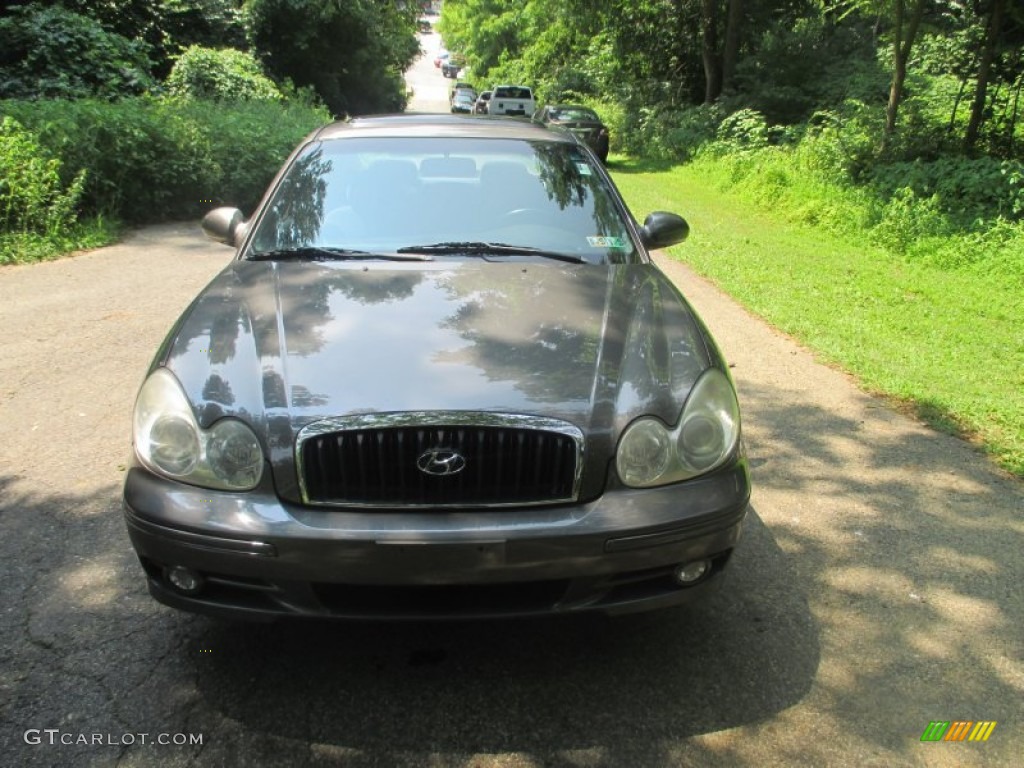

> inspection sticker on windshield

[
  {"left": 576, "top": 163, "right": 593, "bottom": 175},
  {"left": 587, "top": 236, "right": 626, "bottom": 249}
]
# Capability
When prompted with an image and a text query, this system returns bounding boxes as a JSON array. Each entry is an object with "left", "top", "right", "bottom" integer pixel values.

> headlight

[
  {"left": 615, "top": 368, "right": 741, "bottom": 488},
  {"left": 132, "top": 368, "right": 264, "bottom": 491},
  {"left": 616, "top": 419, "right": 671, "bottom": 487}
]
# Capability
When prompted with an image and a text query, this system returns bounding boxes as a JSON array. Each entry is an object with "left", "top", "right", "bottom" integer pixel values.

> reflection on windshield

[
  {"left": 251, "top": 148, "right": 331, "bottom": 251},
  {"left": 246, "top": 137, "right": 638, "bottom": 264}
]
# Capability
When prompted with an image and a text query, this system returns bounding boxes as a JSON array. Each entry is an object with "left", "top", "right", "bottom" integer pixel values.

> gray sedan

[{"left": 122, "top": 115, "right": 750, "bottom": 621}]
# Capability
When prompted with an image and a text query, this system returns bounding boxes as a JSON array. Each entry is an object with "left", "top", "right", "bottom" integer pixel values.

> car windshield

[
  {"left": 551, "top": 107, "right": 599, "bottom": 122},
  {"left": 247, "top": 136, "right": 639, "bottom": 264},
  {"left": 494, "top": 87, "right": 531, "bottom": 99}
]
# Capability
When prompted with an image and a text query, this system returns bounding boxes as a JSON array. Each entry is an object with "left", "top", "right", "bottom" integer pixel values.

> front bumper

[{"left": 123, "top": 461, "right": 750, "bottom": 621}]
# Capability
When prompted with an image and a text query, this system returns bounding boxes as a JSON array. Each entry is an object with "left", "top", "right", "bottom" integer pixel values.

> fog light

[
  {"left": 165, "top": 565, "right": 205, "bottom": 595},
  {"left": 674, "top": 560, "right": 711, "bottom": 585}
]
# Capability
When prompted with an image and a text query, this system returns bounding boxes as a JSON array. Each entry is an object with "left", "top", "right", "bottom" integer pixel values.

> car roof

[{"left": 312, "top": 114, "right": 572, "bottom": 143}]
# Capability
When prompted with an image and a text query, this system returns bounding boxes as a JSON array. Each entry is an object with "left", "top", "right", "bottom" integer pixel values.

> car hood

[{"left": 159, "top": 259, "right": 713, "bottom": 500}]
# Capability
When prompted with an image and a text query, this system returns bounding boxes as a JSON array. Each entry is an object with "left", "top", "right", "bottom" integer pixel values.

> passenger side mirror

[
  {"left": 201, "top": 207, "right": 247, "bottom": 248},
  {"left": 639, "top": 211, "right": 689, "bottom": 250}
]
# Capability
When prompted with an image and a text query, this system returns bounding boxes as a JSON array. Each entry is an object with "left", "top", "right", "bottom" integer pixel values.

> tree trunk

[
  {"left": 701, "top": 0, "right": 721, "bottom": 103},
  {"left": 882, "top": 0, "right": 926, "bottom": 152},
  {"left": 722, "top": 0, "right": 742, "bottom": 93},
  {"left": 964, "top": 0, "right": 1006, "bottom": 153}
]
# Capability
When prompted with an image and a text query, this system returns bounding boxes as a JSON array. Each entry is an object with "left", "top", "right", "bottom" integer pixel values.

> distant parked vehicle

[
  {"left": 533, "top": 104, "right": 610, "bottom": 162},
  {"left": 474, "top": 90, "right": 492, "bottom": 114},
  {"left": 489, "top": 85, "right": 536, "bottom": 117},
  {"left": 450, "top": 90, "right": 477, "bottom": 113},
  {"left": 441, "top": 57, "right": 465, "bottom": 78},
  {"left": 449, "top": 81, "right": 476, "bottom": 106}
]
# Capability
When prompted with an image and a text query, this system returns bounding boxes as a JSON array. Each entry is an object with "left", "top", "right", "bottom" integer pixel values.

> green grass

[{"left": 610, "top": 155, "right": 1024, "bottom": 478}]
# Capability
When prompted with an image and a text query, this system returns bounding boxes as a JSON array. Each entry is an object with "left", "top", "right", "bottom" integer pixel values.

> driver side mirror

[
  {"left": 639, "top": 211, "right": 689, "bottom": 250},
  {"left": 201, "top": 207, "right": 248, "bottom": 248}
]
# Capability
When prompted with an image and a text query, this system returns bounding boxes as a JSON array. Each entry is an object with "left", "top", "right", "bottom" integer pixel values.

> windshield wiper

[
  {"left": 249, "top": 246, "right": 432, "bottom": 262},
  {"left": 396, "top": 241, "right": 586, "bottom": 264}
]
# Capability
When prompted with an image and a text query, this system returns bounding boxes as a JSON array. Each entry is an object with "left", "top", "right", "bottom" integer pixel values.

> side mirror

[
  {"left": 201, "top": 207, "right": 247, "bottom": 248},
  {"left": 639, "top": 211, "right": 689, "bottom": 250}
]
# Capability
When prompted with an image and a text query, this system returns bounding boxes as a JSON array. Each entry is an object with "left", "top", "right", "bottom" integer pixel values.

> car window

[
  {"left": 248, "top": 137, "right": 639, "bottom": 265},
  {"left": 550, "top": 108, "right": 599, "bottom": 122},
  {"left": 494, "top": 87, "right": 532, "bottom": 99}
]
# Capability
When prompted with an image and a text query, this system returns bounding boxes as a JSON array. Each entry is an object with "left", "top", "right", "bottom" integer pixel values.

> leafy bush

[
  {"left": 866, "top": 156, "right": 1024, "bottom": 225},
  {"left": 871, "top": 187, "right": 952, "bottom": 255},
  {"left": 2, "top": 97, "right": 329, "bottom": 224},
  {"left": 166, "top": 46, "right": 282, "bottom": 101},
  {"left": 0, "top": 117, "right": 89, "bottom": 263},
  {"left": 714, "top": 109, "right": 771, "bottom": 152},
  {"left": 789, "top": 101, "right": 881, "bottom": 177},
  {"left": 0, "top": 4, "right": 153, "bottom": 99},
  {"left": 621, "top": 104, "right": 723, "bottom": 161}
]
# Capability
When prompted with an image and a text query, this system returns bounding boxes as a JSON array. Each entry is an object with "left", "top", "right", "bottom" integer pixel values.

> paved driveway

[{"left": 1, "top": 220, "right": 1020, "bottom": 767}]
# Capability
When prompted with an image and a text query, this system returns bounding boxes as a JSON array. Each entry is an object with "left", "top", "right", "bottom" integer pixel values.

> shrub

[
  {"left": 166, "top": 46, "right": 282, "bottom": 102},
  {"left": 622, "top": 104, "right": 723, "bottom": 161},
  {"left": 0, "top": 117, "right": 87, "bottom": 263},
  {"left": 715, "top": 109, "right": 771, "bottom": 152},
  {"left": 0, "top": 4, "right": 153, "bottom": 99},
  {"left": 3, "top": 97, "right": 329, "bottom": 224},
  {"left": 866, "top": 156, "right": 1024, "bottom": 226},
  {"left": 871, "top": 187, "right": 952, "bottom": 255}
]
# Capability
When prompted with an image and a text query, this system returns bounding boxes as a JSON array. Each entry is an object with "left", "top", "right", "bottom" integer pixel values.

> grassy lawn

[{"left": 610, "top": 156, "right": 1024, "bottom": 479}]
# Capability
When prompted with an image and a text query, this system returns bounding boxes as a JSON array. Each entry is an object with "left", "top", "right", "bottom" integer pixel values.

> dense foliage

[
  {"left": 440, "top": 0, "right": 1024, "bottom": 274},
  {"left": 0, "top": 116, "right": 93, "bottom": 263},
  {"left": 244, "top": 0, "right": 420, "bottom": 116},
  {"left": 441, "top": 0, "right": 1023, "bottom": 162},
  {"left": 0, "top": 4, "right": 154, "bottom": 99},
  {"left": 0, "top": 0, "right": 418, "bottom": 110},
  {"left": 0, "top": 0, "right": 415, "bottom": 260},
  {"left": 1, "top": 95, "right": 327, "bottom": 264},
  {"left": 166, "top": 45, "right": 282, "bottom": 101}
]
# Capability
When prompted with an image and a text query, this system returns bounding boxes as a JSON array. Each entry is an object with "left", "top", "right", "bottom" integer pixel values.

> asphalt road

[
  {"left": 407, "top": 27, "right": 453, "bottom": 114},
  {"left": 2, "top": 30, "right": 1022, "bottom": 768}
]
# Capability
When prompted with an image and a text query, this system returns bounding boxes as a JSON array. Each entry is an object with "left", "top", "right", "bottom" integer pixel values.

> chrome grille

[{"left": 297, "top": 413, "right": 583, "bottom": 507}]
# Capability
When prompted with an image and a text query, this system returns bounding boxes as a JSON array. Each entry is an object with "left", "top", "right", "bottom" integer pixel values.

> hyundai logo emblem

[{"left": 416, "top": 447, "right": 467, "bottom": 476}]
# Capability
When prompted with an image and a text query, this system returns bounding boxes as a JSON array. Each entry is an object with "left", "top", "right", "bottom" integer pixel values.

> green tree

[
  {"left": 244, "top": 0, "right": 419, "bottom": 116},
  {"left": 882, "top": 0, "right": 928, "bottom": 150},
  {"left": 0, "top": 3, "right": 154, "bottom": 99},
  {"left": 57, "top": 0, "right": 247, "bottom": 79}
]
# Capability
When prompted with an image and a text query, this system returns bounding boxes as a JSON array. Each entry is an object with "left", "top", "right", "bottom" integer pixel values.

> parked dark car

[
  {"left": 450, "top": 89, "right": 477, "bottom": 113},
  {"left": 473, "top": 90, "right": 492, "bottom": 114},
  {"left": 123, "top": 114, "right": 750, "bottom": 621},
  {"left": 441, "top": 56, "right": 464, "bottom": 78},
  {"left": 448, "top": 81, "right": 475, "bottom": 105},
  {"left": 533, "top": 104, "right": 611, "bottom": 162}
]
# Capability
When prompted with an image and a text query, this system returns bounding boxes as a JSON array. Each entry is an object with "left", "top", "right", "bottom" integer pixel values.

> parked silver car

[{"left": 123, "top": 115, "right": 750, "bottom": 621}]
